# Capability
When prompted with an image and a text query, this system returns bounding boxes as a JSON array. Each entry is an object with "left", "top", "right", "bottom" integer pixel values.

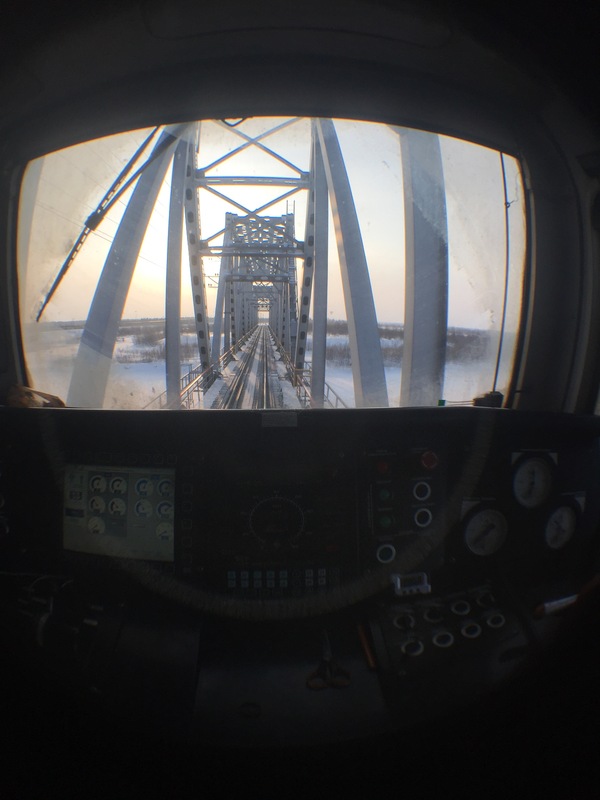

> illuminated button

[
  {"left": 413, "top": 481, "right": 432, "bottom": 501},
  {"left": 451, "top": 600, "right": 471, "bottom": 616},
  {"left": 420, "top": 451, "right": 439, "bottom": 470},
  {"left": 375, "top": 460, "right": 391, "bottom": 475},
  {"left": 414, "top": 508, "right": 433, "bottom": 528},
  {"left": 432, "top": 631, "right": 454, "bottom": 648},
  {"left": 393, "top": 612, "right": 416, "bottom": 631},
  {"left": 461, "top": 622, "right": 482, "bottom": 639},
  {"left": 423, "top": 607, "right": 444, "bottom": 624},
  {"left": 378, "top": 487, "right": 393, "bottom": 503},
  {"left": 376, "top": 544, "right": 396, "bottom": 563},
  {"left": 401, "top": 638, "right": 424, "bottom": 657}
]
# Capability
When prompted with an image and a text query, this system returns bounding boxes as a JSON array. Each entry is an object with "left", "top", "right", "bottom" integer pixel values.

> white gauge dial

[
  {"left": 544, "top": 505, "right": 577, "bottom": 550},
  {"left": 464, "top": 508, "right": 508, "bottom": 556},
  {"left": 513, "top": 457, "right": 553, "bottom": 508}
]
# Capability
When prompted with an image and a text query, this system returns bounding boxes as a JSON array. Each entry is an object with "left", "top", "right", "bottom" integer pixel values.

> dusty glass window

[{"left": 18, "top": 118, "right": 525, "bottom": 410}]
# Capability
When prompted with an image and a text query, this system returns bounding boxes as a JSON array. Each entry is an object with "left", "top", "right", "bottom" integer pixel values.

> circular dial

[
  {"left": 249, "top": 496, "right": 304, "bottom": 547},
  {"left": 513, "top": 456, "right": 553, "bottom": 509},
  {"left": 464, "top": 508, "right": 508, "bottom": 556},
  {"left": 544, "top": 505, "right": 577, "bottom": 550}
]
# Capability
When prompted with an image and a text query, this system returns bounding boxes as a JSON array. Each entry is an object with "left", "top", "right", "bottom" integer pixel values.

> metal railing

[
  {"left": 143, "top": 328, "right": 256, "bottom": 409},
  {"left": 275, "top": 339, "right": 348, "bottom": 409}
]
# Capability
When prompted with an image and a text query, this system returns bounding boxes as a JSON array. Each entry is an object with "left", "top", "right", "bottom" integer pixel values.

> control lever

[
  {"left": 390, "top": 572, "right": 431, "bottom": 597},
  {"left": 306, "top": 629, "right": 351, "bottom": 690}
]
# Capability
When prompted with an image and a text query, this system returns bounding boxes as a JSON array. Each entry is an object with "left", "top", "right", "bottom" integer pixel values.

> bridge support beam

[
  {"left": 165, "top": 139, "right": 187, "bottom": 408},
  {"left": 315, "top": 118, "right": 388, "bottom": 408},
  {"left": 184, "top": 131, "right": 212, "bottom": 373},
  {"left": 67, "top": 126, "right": 183, "bottom": 407},
  {"left": 310, "top": 128, "right": 329, "bottom": 406},
  {"left": 397, "top": 128, "right": 449, "bottom": 407}
]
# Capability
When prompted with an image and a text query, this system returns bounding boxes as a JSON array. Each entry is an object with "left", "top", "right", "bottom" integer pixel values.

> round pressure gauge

[
  {"left": 464, "top": 508, "right": 508, "bottom": 556},
  {"left": 512, "top": 456, "right": 553, "bottom": 509},
  {"left": 544, "top": 505, "right": 577, "bottom": 550}
]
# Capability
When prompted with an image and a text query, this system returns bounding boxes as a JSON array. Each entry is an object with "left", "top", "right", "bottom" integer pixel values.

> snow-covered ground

[{"left": 25, "top": 325, "right": 494, "bottom": 409}]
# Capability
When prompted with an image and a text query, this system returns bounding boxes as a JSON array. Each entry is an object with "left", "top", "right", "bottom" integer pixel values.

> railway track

[{"left": 218, "top": 324, "right": 278, "bottom": 409}]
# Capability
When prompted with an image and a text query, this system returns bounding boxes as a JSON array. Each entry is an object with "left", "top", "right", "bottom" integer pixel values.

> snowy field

[{"left": 24, "top": 325, "right": 496, "bottom": 409}]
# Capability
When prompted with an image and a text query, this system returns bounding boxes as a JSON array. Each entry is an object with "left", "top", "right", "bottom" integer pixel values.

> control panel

[{"left": 0, "top": 406, "right": 598, "bottom": 607}]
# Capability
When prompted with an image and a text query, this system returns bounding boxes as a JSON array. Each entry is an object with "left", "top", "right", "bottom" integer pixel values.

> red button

[{"left": 420, "top": 451, "right": 439, "bottom": 470}]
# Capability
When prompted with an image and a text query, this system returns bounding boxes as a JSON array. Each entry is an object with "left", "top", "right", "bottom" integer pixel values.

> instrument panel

[{"left": 1, "top": 406, "right": 598, "bottom": 605}]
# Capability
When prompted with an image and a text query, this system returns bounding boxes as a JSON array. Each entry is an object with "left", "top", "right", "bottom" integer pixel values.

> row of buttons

[
  {"left": 398, "top": 614, "right": 507, "bottom": 656},
  {"left": 392, "top": 597, "right": 498, "bottom": 628},
  {"left": 226, "top": 567, "right": 329, "bottom": 590}
]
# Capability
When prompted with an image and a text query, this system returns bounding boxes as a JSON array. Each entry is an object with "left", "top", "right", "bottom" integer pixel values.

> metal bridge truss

[{"left": 64, "top": 118, "right": 448, "bottom": 409}]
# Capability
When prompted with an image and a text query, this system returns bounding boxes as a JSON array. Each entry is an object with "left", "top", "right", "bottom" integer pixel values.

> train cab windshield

[{"left": 17, "top": 117, "right": 525, "bottom": 411}]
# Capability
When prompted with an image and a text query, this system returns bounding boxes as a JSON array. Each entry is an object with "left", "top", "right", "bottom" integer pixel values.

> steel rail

[{"left": 220, "top": 326, "right": 262, "bottom": 409}]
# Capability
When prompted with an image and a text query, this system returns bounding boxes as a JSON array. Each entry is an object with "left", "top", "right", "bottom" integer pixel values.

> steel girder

[
  {"left": 314, "top": 118, "right": 389, "bottom": 408},
  {"left": 165, "top": 139, "right": 187, "bottom": 407},
  {"left": 396, "top": 128, "right": 448, "bottom": 407},
  {"left": 211, "top": 212, "right": 297, "bottom": 357},
  {"left": 183, "top": 132, "right": 212, "bottom": 374},
  {"left": 67, "top": 125, "right": 184, "bottom": 407}
]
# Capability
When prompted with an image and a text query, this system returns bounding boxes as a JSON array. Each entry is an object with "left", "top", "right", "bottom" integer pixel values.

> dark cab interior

[{"left": 1, "top": 2, "right": 599, "bottom": 795}]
